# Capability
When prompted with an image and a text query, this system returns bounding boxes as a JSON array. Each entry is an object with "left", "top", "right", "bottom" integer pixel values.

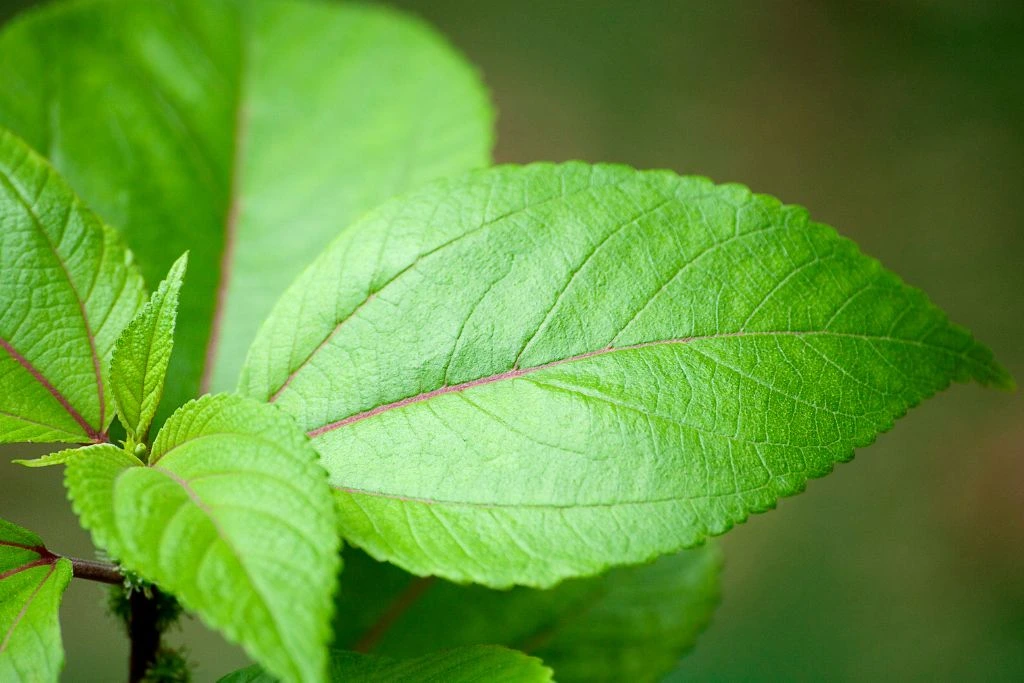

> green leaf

[
  {"left": 334, "top": 544, "right": 721, "bottom": 683},
  {"left": 0, "top": 0, "right": 494, "bottom": 418},
  {"left": 0, "top": 518, "right": 73, "bottom": 682},
  {"left": 12, "top": 446, "right": 92, "bottom": 469},
  {"left": 219, "top": 646, "right": 553, "bottom": 683},
  {"left": 111, "top": 253, "right": 188, "bottom": 443},
  {"left": 242, "top": 162, "right": 1012, "bottom": 588},
  {"left": 64, "top": 395, "right": 340, "bottom": 683},
  {"left": 64, "top": 444, "right": 143, "bottom": 556},
  {"left": 0, "top": 128, "right": 145, "bottom": 445}
]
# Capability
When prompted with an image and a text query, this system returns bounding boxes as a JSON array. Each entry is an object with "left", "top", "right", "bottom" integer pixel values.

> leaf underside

[
  {"left": 219, "top": 646, "right": 553, "bottom": 683},
  {"left": 335, "top": 544, "right": 722, "bottom": 683},
  {"left": 0, "top": 129, "right": 145, "bottom": 445},
  {"left": 65, "top": 395, "right": 340, "bottom": 682},
  {"left": 242, "top": 162, "right": 1011, "bottom": 588},
  {"left": 0, "top": 0, "right": 494, "bottom": 419},
  {"left": 0, "top": 518, "right": 73, "bottom": 683}
]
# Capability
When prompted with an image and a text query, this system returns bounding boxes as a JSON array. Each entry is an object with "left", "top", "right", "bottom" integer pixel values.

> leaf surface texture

[
  {"left": 0, "top": 129, "right": 145, "bottom": 444},
  {"left": 111, "top": 253, "right": 187, "bottom": 442},
  {"left": 0, "top": 518, "right": 72, "bottom": 682},
  {"left": 64, "top": 395, "right": 340, "bottom": 682},
  {"left": 243, "top": 163, "right": 1011, "bottom": 587}
]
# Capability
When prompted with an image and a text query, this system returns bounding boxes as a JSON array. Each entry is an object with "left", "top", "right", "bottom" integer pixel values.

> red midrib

[
  {"left": 306, "top": 335, "right": 718, "bottom": 438},
  {"left": 0, "top": 335, "right": 101, "bottom": 441},
  {"left": 199, "top": 36, "right": 249, "bottom": 395}
]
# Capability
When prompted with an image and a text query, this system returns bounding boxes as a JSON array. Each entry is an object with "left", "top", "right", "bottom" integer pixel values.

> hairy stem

[{"left": 128, "top": 588, "right": 163, "bottom": 683}]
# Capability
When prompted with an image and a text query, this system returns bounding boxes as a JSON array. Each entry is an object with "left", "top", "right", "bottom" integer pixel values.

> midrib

[
  {"left": 306, "top": 328, "right": 971, "bottom": 438},
  {"left": 199, "top": 21, "right": 250, "bottom": 395}
]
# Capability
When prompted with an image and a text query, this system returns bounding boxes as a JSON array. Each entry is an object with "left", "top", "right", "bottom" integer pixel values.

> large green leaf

[
  {"left": 111, "top": 253, "right": 188, "bottom": 444},
  {"left": 0, "top": 518, "right": 73, "bottom": 682},
  {"left": 64, "top": 395, "right": 340, "bottom": 682},
  {"left": 241, "top": 163, "right": 1012, "bottom": 588},
  {"left": 0, "top": 0, "right": 493, "bottom": 415},
  {"left": 0, "top": 128, "right": 145, "bottom": 445},
  {"left": 219, "top": 646, "right": 553, "bottom": 683},
  {"left": 333, "top": 544, "right": 721, "bottom": 683}
]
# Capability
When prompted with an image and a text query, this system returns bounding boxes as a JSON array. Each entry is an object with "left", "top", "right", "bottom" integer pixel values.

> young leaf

[
  {"left": 0, "top": 128, "right": 145, "bottom": 445},
  {"left": 219, "top": 646, "right": 553, "bottom": 683},
  {"left": 0, "top": 518, "right": 73, "bottom": 682},
  {"left": 64, "top": 444, "right": 144, "bottom": 557},
  {"left": 0, "top": 0, "right": 494, "bottom": 414},
  {"left": 110, "top": 253, "right": 188, "bottom": 444},
  {"left": 64, "top": 395, "right": 340, "bottom": 683},
  {"left": 334, "top": 544, "right": 721, "bottom": 683},
  {"left": 241, "top": 162, "right": 1012, "bottom": 588}
]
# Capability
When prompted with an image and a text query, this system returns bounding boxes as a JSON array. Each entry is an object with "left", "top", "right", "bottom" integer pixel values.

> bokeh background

[{"left": 1, "top": 0, "right": 1021, "bottom": 680}]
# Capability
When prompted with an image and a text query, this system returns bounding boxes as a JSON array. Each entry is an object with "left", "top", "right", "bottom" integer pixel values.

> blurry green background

[{"left": 2, "top": 0, "right": 1021, "bottom": 680}]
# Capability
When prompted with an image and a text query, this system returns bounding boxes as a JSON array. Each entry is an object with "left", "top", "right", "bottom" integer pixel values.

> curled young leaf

[
  {"left": 243, "top": 162, "right": 1012, "bottom": 588},
  {"left": 0, "top": 129, "right": 145, "bottom": 445},
  {"left": 110, "top": 252, "right": 188, "bottom": 444}
]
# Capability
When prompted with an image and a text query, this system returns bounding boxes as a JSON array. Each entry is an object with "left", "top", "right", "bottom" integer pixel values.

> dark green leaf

[
  {"left": 219, "top": 646, "right": 553, "bottom": 683},
  {"left": 334, "top": 544, "right": 721, "bottom": 683}
]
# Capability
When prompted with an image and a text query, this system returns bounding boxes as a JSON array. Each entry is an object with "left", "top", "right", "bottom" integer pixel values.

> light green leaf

[
  {"left": 111, "top": 253, "right": 188, "bottom": 443},
  {"left": 64, "top": 395, "right": 340, "bottom": 683},
  {"left": 13, "top": 446, "right": 91, "bottom": 469},
  {"left": 219, "top": 646, "right": 553, "bottom": 683},
  {"left": 0, "top": 128, "right": 146, "bottom": 445},
  {"left": 0, "top": 0, "right": 493, "bottom": 418},
  {"left": 242, "top": 162, "right": 1012, "bottom": 588},
  {"left": 64, "top": 444, "right": 143, "bottom": 556},
  {"left": 0, "top": 518, "right": 73, "bottom": 682},
  {"left": 334, "top": 544, "right": 721, "bottom": 683}
]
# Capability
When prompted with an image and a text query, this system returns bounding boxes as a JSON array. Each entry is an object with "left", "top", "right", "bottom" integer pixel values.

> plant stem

[
  {"left": 69, "top": 556, "right": 122, "bottom": 585},
  {"left": 128, "top": 587, "right": 162, "bottom": 683}
]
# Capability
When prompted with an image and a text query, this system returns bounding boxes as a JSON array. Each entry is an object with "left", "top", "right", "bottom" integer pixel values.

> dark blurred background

[{"left": 2, "top": 0, "right": 1021, "bottom": 680}]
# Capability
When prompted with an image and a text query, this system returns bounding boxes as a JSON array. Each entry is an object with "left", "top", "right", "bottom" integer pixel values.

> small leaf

[
  {"left": 0, "top": 128, "right": 145, "bottom": 445},
  {"left": 0, "top": 0, "right": 494, "bottom": 412},
  {"left": 218, "top": 646, "right": 553, "bottom": 683},
  {"left": 64, "top": 444, "right": 144, "bottom": 556},
  {"left": 12, "top": 447, "right": 85, "bottom": 468},
  {"left": 65, "top": 395, "right": 340, "bottom": 682},
  {"left": 0, "top": 517, "right": 73, "bottom": 682},
  {"left": 242, "top": 163, "right": 1012, "bottom": 588},
  {"left": 111, "top": 253, "right": 188, "bottom": 443},
  {"left": 334, "top": 545, "right": 721, "bottom": 683}
]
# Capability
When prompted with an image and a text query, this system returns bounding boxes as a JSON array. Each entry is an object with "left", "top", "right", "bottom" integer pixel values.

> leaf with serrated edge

[
  {"left": 0, "top": 517, "right": 73, "bottom": 682},
  {"left": 0, "top": 128, "right": 145, "bottom": 445},
  {"left": 218, "top": 645, "right": 553, "bottom": 683},
  {"left": 242, "top": 162, "right": 1012, "bottom": 588},
  {"left": 64, "top": 395, "right": 340, "bottom": 682},
  {"left": 0, "top": 0, "right": 493, "bottom": 416},
  {"left": 64, "top": 445, "right": 143, "bottom": 557},
  {"left": 334, "top": 544, "right": 721, "bottom": 683},
  {"left": 111, "top": 253, "right": 188, "bottom": 443}
]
